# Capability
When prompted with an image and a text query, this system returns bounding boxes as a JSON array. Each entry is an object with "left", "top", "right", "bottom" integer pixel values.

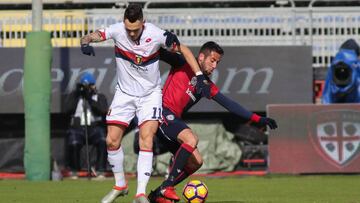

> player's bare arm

[
  {"left": 80, "top": 31, "right": 104, "bottom": 56},
  {"left": 163, "top": 31, "right": 201, "bottom": 74},
  {"left": 175, "top": 44, "right": 202, "bottom": 74},
  {"left": 80, "top": 30, "right": 105, "bottom": 45}
]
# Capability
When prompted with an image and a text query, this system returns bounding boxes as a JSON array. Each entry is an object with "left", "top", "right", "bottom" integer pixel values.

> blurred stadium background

[{"left": 1, "top": 1, "right": 360, "bottom": 202}]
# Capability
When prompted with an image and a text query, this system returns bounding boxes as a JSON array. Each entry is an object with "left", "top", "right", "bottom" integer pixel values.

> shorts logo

[
  {"left": 135, "top": 55, "right": 142, "bottom": 64},
  {"left": 166, "top": 114, "right": 175, "bottom": 121},
  {"left": 308, "top": 110, "right": 360, "bottom": 167},
  {"left": 107, "top": 108, "right": 112, "bottom": 116}
]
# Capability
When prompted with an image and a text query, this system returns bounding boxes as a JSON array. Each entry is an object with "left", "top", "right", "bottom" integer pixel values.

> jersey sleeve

[
  {"left": 212, "top": 92, "right": 253, "bottom": 120},
  {"left": 150, "top": 24, "right": 174, "bottom": 50},
  {"left": 159, "top": 48, "right": 186, "bottom": 67},
  {"left": 158, "top": 29, "right": 168, "bottom": 49},
  {"left": 209, "top": 82, "right": 220, "bottom": 98},
  {"left": 98, "top": 24, "right": 117, "bottom": 40}
]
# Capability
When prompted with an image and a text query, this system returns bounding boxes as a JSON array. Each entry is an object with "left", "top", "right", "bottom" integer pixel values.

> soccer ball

[{"left": 182, "top": 180, "right": 208, "bottom": 203}]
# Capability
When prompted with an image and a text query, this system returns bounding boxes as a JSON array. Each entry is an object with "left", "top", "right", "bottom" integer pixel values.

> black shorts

[{"left": 157, "top": 108, "right": 189, "bottom": 154}]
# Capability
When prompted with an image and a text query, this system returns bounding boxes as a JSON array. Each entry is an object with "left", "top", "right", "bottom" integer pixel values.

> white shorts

[{"left": 106, "top": 87, "right": 162, "bottom": 127}]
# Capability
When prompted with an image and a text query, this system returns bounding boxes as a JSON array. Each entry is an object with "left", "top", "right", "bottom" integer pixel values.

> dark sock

[
  {"left": 173, "top": 166, "right": 196, "bottom": 186},
  {"left": 162, "top": 143, "right": 195, "bottom": 188}
]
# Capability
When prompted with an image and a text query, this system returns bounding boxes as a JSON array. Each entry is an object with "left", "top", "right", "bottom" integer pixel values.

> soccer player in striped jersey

[{"left": 80, "top": 4, "right": 211, "bottom": 203}]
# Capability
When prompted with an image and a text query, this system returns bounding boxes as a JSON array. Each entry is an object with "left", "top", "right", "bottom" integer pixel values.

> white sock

[
  {"left": 136, "top": 150, "right": 153, "bottom": 195},
  {"left": 107, "top": 146, "right": 126, "bottom": 187}
]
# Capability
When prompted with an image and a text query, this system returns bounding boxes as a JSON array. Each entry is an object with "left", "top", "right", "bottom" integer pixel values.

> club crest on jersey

[
  {"left": 166, "top": 114, "right": 175, "bottom": 121},
  {"left": 135, "top": 55, "right": 142, "bottom": 64},
  {"left": 308, "top": 110, "right": 360, "bottom": 168}
]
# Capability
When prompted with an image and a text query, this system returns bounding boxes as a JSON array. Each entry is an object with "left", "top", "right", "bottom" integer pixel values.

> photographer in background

[
  {"left": 322, "top": 39, "right": 360, "bottom": 104},
  {"left": 64, "top": 72, "right": 108, "bottom": 179}
]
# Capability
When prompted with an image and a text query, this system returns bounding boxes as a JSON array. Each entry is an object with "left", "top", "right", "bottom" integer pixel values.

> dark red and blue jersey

[
  {"left": 159, "top": 48, "right": 256, "bottom": 122},
  {"left": 162, "top": 63, "right": 219, "bottom": 118}
]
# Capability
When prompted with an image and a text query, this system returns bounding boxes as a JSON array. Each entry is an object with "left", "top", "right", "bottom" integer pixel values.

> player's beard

[{"left": 201, "top": 62, "right": 211, "bottom": 76}]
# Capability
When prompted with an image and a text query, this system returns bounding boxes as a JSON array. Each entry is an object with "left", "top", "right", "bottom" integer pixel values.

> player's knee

[
  {"left": 182, "top": 134, "right": 199, "bottom": 148},
  {"left": 106, "top": 134, "right": 120, "bottom": 150},
  {"left": 139, "top": 133, "right": 154, "bottom": 150},
  {"left": 139, "top": 129, "right": 156, "bottom": 150}
]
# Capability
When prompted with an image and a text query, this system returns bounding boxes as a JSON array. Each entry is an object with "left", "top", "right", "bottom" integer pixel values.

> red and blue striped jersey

[{"left": 162, "top": 63, "right": 219, "bottom": 118}]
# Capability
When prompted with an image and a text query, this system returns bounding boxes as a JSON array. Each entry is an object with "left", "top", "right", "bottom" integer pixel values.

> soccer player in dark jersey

[{"left": 148, "top": 41, "right": 278, "bottom": 203}]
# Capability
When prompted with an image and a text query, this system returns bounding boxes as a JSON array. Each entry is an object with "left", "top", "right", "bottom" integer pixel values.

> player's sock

[
  {"left": 136, "top": 150, "right": 153, "bottom": 195},
  {"left": 107, "top": 146, "right": 126, "bottom": 187},
  {"left": 162, "top": 143, "right": 195, "bottom": 188},
  {"left": 173, "top": 165, "right": 196, "bottom": 186}
]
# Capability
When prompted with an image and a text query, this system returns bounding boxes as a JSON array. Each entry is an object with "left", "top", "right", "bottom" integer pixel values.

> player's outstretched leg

[{"left": 158, "top": 143, "right": 195, "bottom": 201}]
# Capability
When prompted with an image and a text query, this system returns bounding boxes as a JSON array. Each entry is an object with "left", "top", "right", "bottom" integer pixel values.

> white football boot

[
  {"left": 101, "top": 185, "right": 128, "bottom": 203},
  {"left": 132, "top": 194, "right": 150, "bottom": 203}
]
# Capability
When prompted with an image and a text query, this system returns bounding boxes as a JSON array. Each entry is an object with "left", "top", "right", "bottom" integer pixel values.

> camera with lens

[
  {"left": 77, "top": 83, "right": 94, "bottom": 99},
  {"left": 322, "top": 47, "right": 360, "bottom": 104},
  {"left": 332, "top": 61, "right": 352, "bottom": 87}
]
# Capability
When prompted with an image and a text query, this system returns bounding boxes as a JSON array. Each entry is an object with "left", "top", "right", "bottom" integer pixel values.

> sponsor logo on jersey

[
  {"left": 186, "top": 88, "right": 196, "bottom": 101},
  {"left": 309, "top": 110, "right": 360, "bottom": 167},
  {"left": 131, "top": 63, "right": 148, "bottom": 72}
]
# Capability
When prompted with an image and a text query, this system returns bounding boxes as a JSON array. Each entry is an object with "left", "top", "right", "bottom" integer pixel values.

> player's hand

[
  {"left": 196, "top": 74, "right": 211, "bottom": 99},
  {"left": 163, "top": 31, "right": 180, "bottom": 48},
  {"left": 259, "top": 117, "right": 278, "bottom": 129},
  {"left": 81, "top": 44, "right": 95, "bottom": 56}
]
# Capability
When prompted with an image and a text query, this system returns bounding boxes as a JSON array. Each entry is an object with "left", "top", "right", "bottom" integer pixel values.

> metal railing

[{"left": 1, "top": 3, "right": 360, "bottom": 67}]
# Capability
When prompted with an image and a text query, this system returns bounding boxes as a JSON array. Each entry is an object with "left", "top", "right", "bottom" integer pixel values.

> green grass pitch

[{"left": 1, "top": 175, "right": 360, "bottom": 203}]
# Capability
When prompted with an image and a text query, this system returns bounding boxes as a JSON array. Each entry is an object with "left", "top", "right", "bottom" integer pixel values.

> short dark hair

[
  {"left": 199, "top": 41, "right": 224, "bottom": 56},
  {"left": 124, "top": 4, "right": 143, "bottom": 23}
]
